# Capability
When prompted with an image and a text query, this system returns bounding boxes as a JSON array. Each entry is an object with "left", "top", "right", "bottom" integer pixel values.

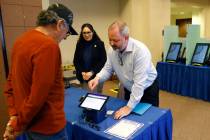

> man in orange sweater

[{"left": 3, "top": 3, "right": 77, "bottom": 140}]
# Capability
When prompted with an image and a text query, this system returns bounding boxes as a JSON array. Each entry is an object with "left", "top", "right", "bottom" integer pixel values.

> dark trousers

[
  {"left": 124, "top": 79, "right": 159, "bottom": 107},
  {"left": 25, "top": 126, "right": 68, "bottom": 140}
]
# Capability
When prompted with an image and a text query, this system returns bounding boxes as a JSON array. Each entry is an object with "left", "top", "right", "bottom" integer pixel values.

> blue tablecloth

[
  {"left": 156, "top": 62, "right": 186, "bottom": 94},
  {"left": 157, "top": 62, "right": 210, "bottom": 101},
  {"left": 17, "top": 87, "right": 173, "bottom": 140},
  {"left": 65, "top": 88, "right": 172, "bottom": 140}
]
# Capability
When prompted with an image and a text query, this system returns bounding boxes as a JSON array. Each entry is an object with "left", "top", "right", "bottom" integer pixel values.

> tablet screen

[
  {"left": 166, "top": 42, "right": 182, "bottom": 62},
  {"left": 191, "top": 43, "right": 209, "bottom": 65},
  {"left": 79, "top": 93, "right": 109, "bottom": 111}
]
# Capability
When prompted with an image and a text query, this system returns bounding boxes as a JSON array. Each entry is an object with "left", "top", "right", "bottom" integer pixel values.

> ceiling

[{"left": 171, "top": 0, "right": 210, "bottom": 16}]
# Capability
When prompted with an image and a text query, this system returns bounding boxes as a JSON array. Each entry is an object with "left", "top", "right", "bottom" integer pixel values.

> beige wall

[
  {"left": 131, "top": 0, "right": 150, "bottom": 43},
  {"left": 172, "top": 0, "right": 209, "bottom": 5},
  {"left": 46, "top": 0, "right": 170, "bottom": 65},
  {"left": 119, "top": 0, "right": 171, "bottom": 65},
  {"left": 202, "top": 6, "right": 210, "bottom": 39},
  {"left": 1, "top": 0, "right": 42, "bottom": 66},
  {"left": 171, "top": 11, "right": 207, "bottom": 38},
  {"left": 171, "top": 14, "right": 192, "bottom": 25},
  {"left": 171, "top": 0, "right": 210, "bottom": 39},
  {"left": 48, "top": 0, "right": 120, "bottom": 64},
  {"left": 149, "top": 0, "right": 171, "bottom": 64},
  {"left": 119, "top": 0, "right": 132, "bottom": 27}
]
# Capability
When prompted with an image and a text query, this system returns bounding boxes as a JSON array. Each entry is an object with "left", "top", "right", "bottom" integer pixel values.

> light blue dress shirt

[{"left": 97, "top": 37, "right": 157, "bottom": 109}]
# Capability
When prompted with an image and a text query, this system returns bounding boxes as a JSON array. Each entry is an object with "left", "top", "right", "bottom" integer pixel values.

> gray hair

[
  {"left": 109, "top": 20, "right": 129, "bottom": 36},
  {"left": 36, "top": 10, "right": 60, "bottom": 26}
]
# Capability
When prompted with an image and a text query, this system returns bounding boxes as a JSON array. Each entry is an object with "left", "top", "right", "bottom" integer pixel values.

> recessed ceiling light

[
  {"left": 180, "top": 11, "right": 185, "bottom": 15},
  {"left": 192, "top": 5, "right": 200, "bottom": 9}
]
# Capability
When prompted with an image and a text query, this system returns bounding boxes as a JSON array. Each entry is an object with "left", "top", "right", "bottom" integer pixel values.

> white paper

[
  {"left": 104, "top": 119, "right": 144, "bottom": 140},
  {"left": 80, "top": 96, "right": 106, "bottom": 110}
]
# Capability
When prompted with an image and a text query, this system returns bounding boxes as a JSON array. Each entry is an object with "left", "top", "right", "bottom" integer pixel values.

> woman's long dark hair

[{"left": 77, "top": 23, "right": 102, "bottom": 43}]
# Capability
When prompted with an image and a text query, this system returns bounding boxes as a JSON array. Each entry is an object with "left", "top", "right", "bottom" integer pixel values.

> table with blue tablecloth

[
  {"left": 17, "top": 87, "right": 173, "bottom": 140},
  {"left": 157, "top": 62, "right": 210, "bottom": 101}
]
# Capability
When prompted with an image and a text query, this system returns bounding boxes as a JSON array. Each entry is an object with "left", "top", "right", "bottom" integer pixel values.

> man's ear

[
  {"left": 57, "top": 20, "right": 65, "bottom": 31},
  {"left": 60, "top": 24, "right": 65, "bottom": 30}
]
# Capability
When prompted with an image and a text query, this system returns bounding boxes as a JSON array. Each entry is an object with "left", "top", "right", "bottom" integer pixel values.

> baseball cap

[{"left": 47, "top": 3, "right": 78, "bottom": 35}]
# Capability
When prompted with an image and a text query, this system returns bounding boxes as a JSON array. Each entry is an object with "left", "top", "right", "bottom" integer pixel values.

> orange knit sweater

[{"left": 4, "top": 29, "right": 66, "bottom": 134}]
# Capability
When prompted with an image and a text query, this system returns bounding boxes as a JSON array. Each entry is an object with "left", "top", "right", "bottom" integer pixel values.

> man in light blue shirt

[{"left": 88, "top": 20, "right": 159, "bottom": 119}]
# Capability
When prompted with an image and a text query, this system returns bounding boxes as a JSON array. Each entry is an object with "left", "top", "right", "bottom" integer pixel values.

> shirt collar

[{"left": 123, "top": 37, "right": 133, "bottom": 53}]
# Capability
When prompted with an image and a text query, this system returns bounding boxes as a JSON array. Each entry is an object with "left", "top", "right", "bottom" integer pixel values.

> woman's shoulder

[
  {"left": 94, "top": 40, "right": 104, "bottom": 46},
  {"left": 76, "top": 40, "right": 84, "bottom": 47}
]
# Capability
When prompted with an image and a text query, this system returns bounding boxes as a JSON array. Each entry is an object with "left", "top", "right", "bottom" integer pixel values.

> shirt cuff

[
  {"left": 127, "top": 97, "right": 139, "bottom": 109},
  {"left": 96, "top": 73, "right": 103, "bottom": 83}
]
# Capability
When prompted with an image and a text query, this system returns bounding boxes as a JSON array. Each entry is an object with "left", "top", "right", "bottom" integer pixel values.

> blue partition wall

[{"left": 163, "top": 26, "right": 180, "bottom": 61}]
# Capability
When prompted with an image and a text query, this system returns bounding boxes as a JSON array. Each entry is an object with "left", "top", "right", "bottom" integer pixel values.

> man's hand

[
  {"left": 3, "top": 116, "right": 22, "bottom": 140},
  {"left": 82, "top": 72, "right": 86, "bottom": 80},
  {"left": 3, "top": 116, "right": 16, "bottom": 140},
  {"left": 3, "top": 125, "right": 15, "bottom": 140},
  {"left": 3, "top": 127, "right": 22, "bottom": 140},
  {"left": 88, "top": 76, "right": 99, "bottom": 91},
  {"left": 114, "top": 106, "right": 132, "bottom": 119}
]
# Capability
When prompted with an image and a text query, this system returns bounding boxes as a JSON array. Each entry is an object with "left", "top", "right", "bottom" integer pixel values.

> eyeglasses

[
  {"left": 109, "top": 39, "right": 120, "bottom": 44},
  {"left": 82, "top": 31, "right": 92, "bottom": 35},
  {"left": 118, "top": 53, "right": 123, "bottom": 66}
]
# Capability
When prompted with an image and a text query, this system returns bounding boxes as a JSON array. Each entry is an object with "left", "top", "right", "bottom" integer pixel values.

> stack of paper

[{"left": 104, "top": 119, "right": 144, "bottom": 139}]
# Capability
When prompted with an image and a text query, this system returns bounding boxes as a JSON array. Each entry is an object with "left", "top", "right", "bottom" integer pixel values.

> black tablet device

[
  {"left": 166, "top": 42, "right": 182, "bottom": 63},
  {"left": 79, "top": 93, "right": 109, "bottom": 111},
  {"left": 191, "top": 43, "right": 210, "bottom": 66}
]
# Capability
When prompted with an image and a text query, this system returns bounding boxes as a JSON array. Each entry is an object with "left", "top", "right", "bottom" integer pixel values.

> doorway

[{"left": 176, "top": 18, "right": 192, "bottom": 37}]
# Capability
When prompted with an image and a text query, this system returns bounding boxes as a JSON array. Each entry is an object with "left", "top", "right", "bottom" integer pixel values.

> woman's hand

[{"left": 82, "top": 71, "right": 93, "bottom": 80}]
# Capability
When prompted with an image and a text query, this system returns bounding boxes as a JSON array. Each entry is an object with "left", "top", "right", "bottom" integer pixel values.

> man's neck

[
  {"left": 120, "top": 39, "right": 129, "bottom": 53},
  {"left": 35, "top": 26, "right": 58, "bottom": 43}
]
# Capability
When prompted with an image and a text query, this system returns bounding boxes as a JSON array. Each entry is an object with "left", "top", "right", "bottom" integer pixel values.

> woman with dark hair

[{"left": 73, "top": 23, "right": 107, "bottom": 93}]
